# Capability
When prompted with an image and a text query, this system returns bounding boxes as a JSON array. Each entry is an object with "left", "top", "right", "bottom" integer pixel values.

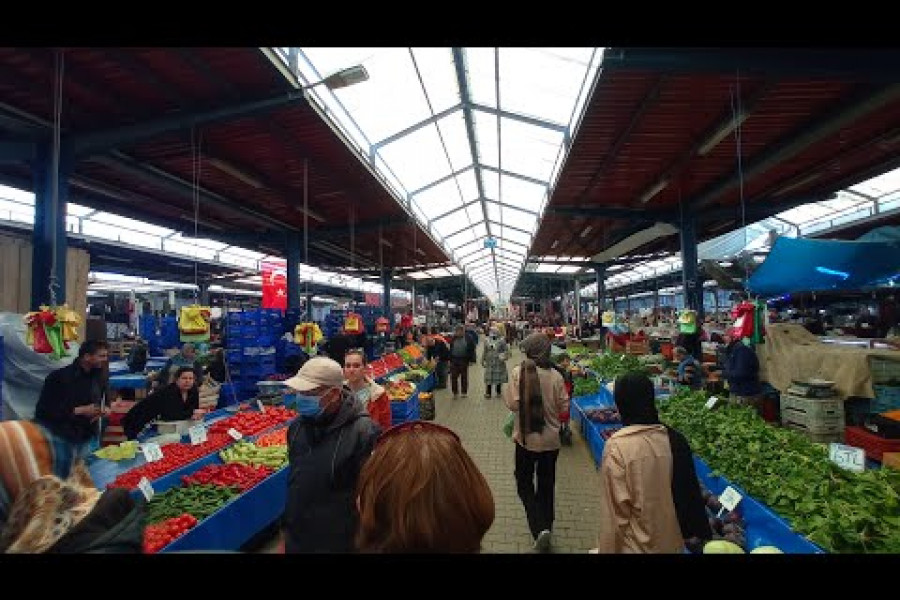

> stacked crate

[
  {"left": 780, "top": 380, "right": 844, "bottom": 443},
  {"left": 160, "top": 315, "right": 179, "bottom": 350},
  {"left": 225, "top": 310, "right": 278, "bottom": 401},
  {"left": 139, "top": 314, "right": 160, "bottom": 355},
  {"left": 323, "top": 309, "right": 347, "bottom": 340}
]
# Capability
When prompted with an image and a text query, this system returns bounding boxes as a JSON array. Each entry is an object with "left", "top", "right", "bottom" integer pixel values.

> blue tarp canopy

[{"left": 746, "top": 236, "right": 900, "bottom": 296}]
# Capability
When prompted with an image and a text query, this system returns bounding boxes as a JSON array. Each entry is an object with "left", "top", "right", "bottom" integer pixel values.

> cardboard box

[{"left": 883, "top": 452, "right": 900, "bottom": 471}]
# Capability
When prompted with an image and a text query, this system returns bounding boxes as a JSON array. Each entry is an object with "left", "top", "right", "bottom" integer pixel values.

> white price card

[
  {"left": 829, "top": 443, "right": 865, "bottom": 473},
  {"left": 718, "top": 486, "right": 743, "bottom": 512},
  {"left": 188, "top": 424, "right": 207, "bottom": 445},
  {"left": 138, "top": 477, "right": 154, "bottom": 501},
  {"left": 705, "top": 396, "right": 719, "bottom": 410},
  {"left": 257, "top": 399, "right": 266, "bottom": 413},
  {"left": 141, "top": 443, "right": 163, "bottom": 463},
  {"left": 227, "top": 428, "right": 243, "bottom": 441}
]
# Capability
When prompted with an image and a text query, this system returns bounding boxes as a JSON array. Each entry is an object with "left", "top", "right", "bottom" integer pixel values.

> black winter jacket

[
  {"left": 283, "top": 391, "right": 379, "bottom": 553},
  {"left": 35, "top": 362, "right": 109, "bottom": 443}
]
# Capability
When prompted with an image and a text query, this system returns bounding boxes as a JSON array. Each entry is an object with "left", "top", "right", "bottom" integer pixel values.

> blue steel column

[
  {"left": 31, "top": 142, "right": 72, "bottom": 309},
  {"left": 286, "top": 233, "right": 302, "bottom": 310},
  {"left": 680, "top": 216, "right": 703, "bottom": 320},
  {"left": 381, "top": 268, "right": 394, "bottom": 326}
]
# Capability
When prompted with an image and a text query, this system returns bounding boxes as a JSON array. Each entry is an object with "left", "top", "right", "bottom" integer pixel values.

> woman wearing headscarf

[
  {"left": 503, "top": 332, "right": 568, "bottom": 553},
  {"left": 596, "top": 372, "right": 711, "bottom": 553},
  {"left": 481, "top": 326, "right": 509, "bottom": 399}
]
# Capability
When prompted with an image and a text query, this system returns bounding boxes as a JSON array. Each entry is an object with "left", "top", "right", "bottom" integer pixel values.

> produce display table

[
  {"left": 108, "top": 373, "right": 152, "bottom": 390},
  {"left": 570, "top": 393, "right": 824, "bottom": 554}
]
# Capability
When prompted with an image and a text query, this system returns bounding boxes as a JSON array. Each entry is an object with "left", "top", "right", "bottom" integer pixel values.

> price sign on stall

[
  {"left": 829, "top": 443, "right": 865, "bottom": 473},
  {"left": 718, "top": 486, "right": 743, "bottom": 512},
  {"left": 138, "top": 477, "right": 155, "bottom": 501},
  {"left": 141, "top": 443, "right": 163, "bottom": 463},
  {"left": 188, "top": 424, "right": 207, "bottom": 445},
  {"left": 227, "top": 428, "right": 243, "bottom": 441},
  {"left": 705, "top": 396, "right": 720, "bottom": 410},
  {"left": 257, "top": 400, "right": 266, "bottom": 413}
]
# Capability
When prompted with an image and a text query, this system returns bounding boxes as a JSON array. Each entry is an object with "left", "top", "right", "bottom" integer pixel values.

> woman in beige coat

[
  {"left": 596, "top": 372, "right": 710, "bottom": 553},
  {"left": 504, "top": 332, "right": 569, "bottom": 553}
]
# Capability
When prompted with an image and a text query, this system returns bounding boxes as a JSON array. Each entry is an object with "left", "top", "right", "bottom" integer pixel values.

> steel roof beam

[
  {"left": 601, "top": 48, "right": 900, "bottom": 82},
  {"left": 71, "top": 91, "right": 307, "bottom": 157},
  {"left": 453, "top": 47, "right": 498, "bottom": 293},
  {"left": 484, "top": 198, "right": 538, "bottom": 216},
  {"left": 487, "top": 219, "right": 532, "bottom": 237},
  {"left": 688, "top": 84, "right": 900, "bottom": 211},
  {"left": 429, "top": 198, "right": 481, "bottom": 225},
  {"left": 469, "top": 102, "right": 568, "bottom": 134},
  {"left": 480, "top": 164, "right": 548, "bottom": 188},
  {"left": 409, "top": 165, "right": 476, "bottom": 197},
  {"left": 548, "top": 204, "right": 675, "bottom": 223},
  {"left": 372, "top": 104, "right": 463, "bottom": 150}
]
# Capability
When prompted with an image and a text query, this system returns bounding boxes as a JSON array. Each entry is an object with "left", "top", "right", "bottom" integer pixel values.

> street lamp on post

[{"left": 305, "top": 65, "right": 370, "bottom": 91}]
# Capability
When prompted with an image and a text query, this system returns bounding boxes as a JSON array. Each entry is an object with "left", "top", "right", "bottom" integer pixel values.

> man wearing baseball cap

[{"left": 282, "top": 356, "right": 380, "bottom": 553}]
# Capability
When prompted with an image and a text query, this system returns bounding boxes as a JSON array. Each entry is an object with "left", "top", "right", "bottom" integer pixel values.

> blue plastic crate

[
  {"left": 390, "top": 392, "right": 419, "bottom": 420},
  {"left": 872, "top": 385, "right": 900, "bottom": 414},
  {"left": 226, "top": 349, "right": 243, "bottom": 364}
]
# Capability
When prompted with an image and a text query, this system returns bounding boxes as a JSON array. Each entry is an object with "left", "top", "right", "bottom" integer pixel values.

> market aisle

[{"left": 433, "top": 340, "right": 602, "bottom": 553}]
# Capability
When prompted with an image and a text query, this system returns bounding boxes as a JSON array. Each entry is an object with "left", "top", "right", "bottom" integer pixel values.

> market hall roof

[
  {"left": 0, "top": 47, "right": 449, "bottom": 271},
  {"left": 529, "top": 47, "right": 900, "bottom": 293}
]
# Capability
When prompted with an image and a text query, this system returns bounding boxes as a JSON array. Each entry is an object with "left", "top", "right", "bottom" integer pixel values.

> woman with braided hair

[{"left": 503, "top": 332, "right": 569, "bottom": 553}]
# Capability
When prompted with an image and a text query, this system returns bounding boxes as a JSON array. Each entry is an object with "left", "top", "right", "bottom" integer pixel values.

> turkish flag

[{"left": 261, "top": 259, "right": 288, "bottom": 311}]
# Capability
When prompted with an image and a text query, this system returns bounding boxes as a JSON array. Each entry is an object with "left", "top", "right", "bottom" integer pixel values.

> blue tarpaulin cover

[{"left": 747, "top": 236, "right": 900, "bottom": 295}]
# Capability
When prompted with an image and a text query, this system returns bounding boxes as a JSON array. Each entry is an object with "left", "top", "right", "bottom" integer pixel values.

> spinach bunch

[
  {"left": 658, "top": 388, "right": 900, "bottom": 553},
  {"left": 589, "top": 352, "right": 647, "bottom": 381}
]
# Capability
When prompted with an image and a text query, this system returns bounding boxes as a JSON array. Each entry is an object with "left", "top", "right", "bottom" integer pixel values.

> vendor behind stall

[
  {"left": 35, "top": 340, "right": 113, "bottom": 458},
  {"left": 122, "top": 367, "right": 205, "bottom": 439},
  {"left": 673, "top": 346, "right": 703, "bottom": 390},
  {"left": 161, "top": 343, "right": 204, "bottom": 386},
  {"left": 721, "top": 333, "right": 763, "bottom": 413}
]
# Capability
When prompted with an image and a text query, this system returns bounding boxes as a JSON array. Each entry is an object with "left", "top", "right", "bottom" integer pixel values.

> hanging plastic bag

[
  {"left": 730, "top": 302, "right": 755, "bottom": 340},
  {"left": 25, "top": 309, "right": 54, "bottom": 355},
  {"left": 375, "top": 316, "right": 390, "bottom": 334},
  {"left": 294, "top": 322, "right": 323, "bottom": 354},
  {"left": 502, "top": 411, "right": 515, "bottom": 440},
  {"left": 601, "top": 311, "right": 617, "bottom": 327},
  {"left": 678, "top": 309, "right": 698, "bottom": 334},
  {"left": 56, "top": 304, "right": 82, "bottom": 343},
  {"left": 343, "top": 312, "right": 364, "bottom": 335},
  {"left": 179, "top": 305, "right": 211, "bottom": 340}
]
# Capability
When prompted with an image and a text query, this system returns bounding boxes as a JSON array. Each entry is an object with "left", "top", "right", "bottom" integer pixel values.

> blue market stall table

[{"left": 569, "top": 392, "right": 824, "bottom": 554}]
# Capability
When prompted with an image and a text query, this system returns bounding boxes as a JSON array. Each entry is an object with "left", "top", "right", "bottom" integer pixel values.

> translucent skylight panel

[
  {"left": 302, "top": 48, "right": 430, "bottom": 142},
  {"left": 849, "top": 167, "right": 900, "bottom": 197},
  {"left": 434, "top": 112, "right": 472, "bottom": 172},
  {"left": 373, "top": 154, "right": 407, "bottom": 197},
  {"left": 498, "top": 48, "right": 593, "bottom": 124},
  {"left": 67, "top": 203, "right": 95, "bottom": 217},
  {"left": 410, "top": 47, "right": 460, "bottom": 114},
  {"left": 493, "top": 120, "right": 565, "bottom": 181},
  {"left": 497, "top": 227, "right": 531, "bottom": 248},
  {"left": 491, "top": 203, "right": 536, "bottom": 231},
  {"left": 164, "top": 239, "right": 217, "bottom": 261},
  {"left": 218, "top": 254, "right": 258, "bottom": 269},
  {"left": 413, "top": 170, "right": 477, "bottom": 218},
  {"left": 377, "top": 125, "right": 453, "bottom": 192},
  {"left": 171, "top": 235, "right": 229, "bottom": 251},
  {"left": 486, "top": 201, "right": 501, "bottom": 223},
  {"left": 557, "top": 265, "right": 583, "bottom": 274},
  {"left": 0, "top": 184, "right": 34, "bottom": 204},
  {"left": 484, "top": 174, "right": 547, "bottom": 215},
  {"left": 535, "top": 264, "right": 559, "bottom": 274},
  {"left": 466, "top": 48, "right": 499, "bottom": 108},
  {"left": 407, "top": 271, "right": 431, "bottom": 280},
  {"left": 454, "top": 239, "right": 484, "bottom": 260},
  {"left": 82, "top": 220, "right": 125, "bottom": 241},
  {"left": 435, "top": 210, "right": 475, "bottom": 244},
  {"left": 411, "top": 201, "right": 429, "bottom": 226},
  {"left": 89, "top": 212, "right": 172, "bottom": 236},
  {"left": 424, "top": 268, "right": 452, "bottom": 278},
  {"left": 446, "top": 266, "right": 463, "bottom": 276},
  {"left": 446, "top": 222, "right": 487, "bottom": 246}
]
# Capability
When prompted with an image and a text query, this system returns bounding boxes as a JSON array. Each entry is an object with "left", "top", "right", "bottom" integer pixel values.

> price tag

[
  {"left": 227, "top": 428, "right": 243, "bottom": 441},
  {"left": 138, "top": 477, "right": 154, "bottom": 501},
  {"left": 705, "top": 396, "right": 720, "bottom": 410},
  {"left": 829, "top": 443, "right": 865, "bottom": 473},
  {"left": 257, "top": 399, "right": 266, "bottom": 413},
  {"left": 718, "top": 486, "right": 743, "bottom": 512},
  {"left": 141, "top": 443, "right": 163, "bottom": 463},
  {"left": 188, "top": 424, "right": 207, "bottom": 445}
]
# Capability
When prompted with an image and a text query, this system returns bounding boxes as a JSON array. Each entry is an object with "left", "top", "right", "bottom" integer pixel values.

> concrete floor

[{"left": 255, "top": 340, "right": 602, "bottom": 553}]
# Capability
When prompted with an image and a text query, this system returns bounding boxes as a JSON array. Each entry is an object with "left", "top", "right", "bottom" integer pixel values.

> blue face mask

[{"left": 294, "top": 394, "right": 325, "bottom": 418}]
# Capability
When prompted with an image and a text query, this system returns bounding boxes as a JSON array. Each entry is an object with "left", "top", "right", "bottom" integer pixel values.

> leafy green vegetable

[
  {"left": 659, "top": 388, "right": 900, "bottom": 553},
  {"left": 590, "top": 352, "right": 648, "bottom": 381},
  {"left": 573, "top": 377, "right": 601, "bottom": 397}
]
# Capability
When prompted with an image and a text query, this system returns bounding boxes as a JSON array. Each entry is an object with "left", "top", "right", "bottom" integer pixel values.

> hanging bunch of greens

[{"left": 658, "top": 388, "right": 900, "bottom": 553}]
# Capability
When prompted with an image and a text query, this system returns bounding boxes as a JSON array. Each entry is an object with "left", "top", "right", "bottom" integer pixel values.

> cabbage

[{"left": 703, "top": 540, "right": 745, "bottom": 554}]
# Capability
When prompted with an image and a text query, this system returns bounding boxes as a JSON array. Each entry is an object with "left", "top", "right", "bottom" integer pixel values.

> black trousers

[
  {"left": 450, "top": 359, "right": 469, "bottom": 394},
  {"left": 514, "top": 443, "right": 560, "bottom": 540},
  {"left": 484, "top": 384, "right": 502, "bottom": 396}
]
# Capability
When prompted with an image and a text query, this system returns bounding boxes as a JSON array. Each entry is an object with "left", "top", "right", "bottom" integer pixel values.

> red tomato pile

[
  {"left": 143, "top": 513, "right": 198, "bottom": 554},
  {"left": 181, "top": 463, "right": 274, "bottom": 492},
  {"left": 107, "top": 433, "right": 233, "bottom": 489},
  {"left": 208, "top": 406, "right": 297, "bottom": 437}
]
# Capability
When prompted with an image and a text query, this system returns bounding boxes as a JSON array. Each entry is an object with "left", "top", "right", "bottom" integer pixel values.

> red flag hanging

[{"left": 261, "top": 259, "right": 288, "bottom": 311}]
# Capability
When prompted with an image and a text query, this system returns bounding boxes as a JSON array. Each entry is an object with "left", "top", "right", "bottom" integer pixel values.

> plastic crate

[
  {"left": 872, "top": 386, "right": 900, "bottom": 414},
  {"left": 780, "top": 395, "right": 845, "bottom": 427},
  {"left": 226, "top": 349, "right": 243, "bottom": 364},
  {"left": 390, "top": 392, "right": 419, "bottom": 420},
  {"left": 390, "top": 401, "right": 420, "bottom": 426},
  {"left": 845, "top": 425, "right": 900, "bottom": 462},
  {"left": 782, "top": 422, "right": 843, "bottom": 443}
]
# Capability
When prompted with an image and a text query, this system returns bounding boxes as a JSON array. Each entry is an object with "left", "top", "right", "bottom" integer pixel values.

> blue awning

[{"left": 746, "top": 236, "right": 900, "bottom": 296}]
